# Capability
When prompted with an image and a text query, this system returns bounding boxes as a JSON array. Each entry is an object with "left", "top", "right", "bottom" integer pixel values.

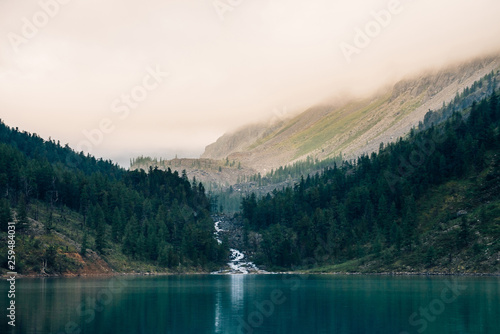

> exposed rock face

[
  {"left": 131, "top": 157, "right": 258, "bottom": 189},
  {"left": 201, "top": 55, "right": 500, "bottom": 173},
  {"left": 201, "top": 122, "right": 284, "bottom": 161}
]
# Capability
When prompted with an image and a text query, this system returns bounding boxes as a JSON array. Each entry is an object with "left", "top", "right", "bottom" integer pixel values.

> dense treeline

[
  {"left": 242, "top": 92, "right": 500, "bottom": 269},
  {"left": 0, "top": 122, "right": 124, "bottom": 179},
  {"left": 0, "top": 121, "right": 228, "bottom": 271},
  {"left": 242, "top": 154, "right": 343, "bottom": 187},
  {"left": 421, "top": 70, "right": 499, "bottom": 130},
  {"left": 211, "top": 155, "right": 345, "bottom": 213},
  {"left": 221, "top": 71, "right": 500, "bottom": 216}
]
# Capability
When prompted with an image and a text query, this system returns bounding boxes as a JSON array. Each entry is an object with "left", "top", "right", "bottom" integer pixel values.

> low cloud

[{"left": 1, "top": 0, "right": 499, "bottom": 166}]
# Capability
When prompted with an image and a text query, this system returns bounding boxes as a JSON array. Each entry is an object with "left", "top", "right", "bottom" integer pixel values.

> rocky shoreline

[
  {"left": 3, "top": 270, "right": 499, "bottom": 280},
  {"left": 5, "top": 268, "right": 499, "bottom": 279}
]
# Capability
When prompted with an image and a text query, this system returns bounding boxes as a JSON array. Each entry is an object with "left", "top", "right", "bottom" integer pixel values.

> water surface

[{"left": 1, "top": 275, "right": 499, "bottom": 334}]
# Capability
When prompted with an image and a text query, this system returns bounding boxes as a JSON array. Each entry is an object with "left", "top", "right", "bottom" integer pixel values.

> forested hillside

[
  {"left": 207, "top": 69, "right": 500, "bottom": 214},
  {"left": 0, "top": 122, "right": 228, "bottom": 275},
  {"left": 241, "top": 92, "right": 500, "bottom": 273}
]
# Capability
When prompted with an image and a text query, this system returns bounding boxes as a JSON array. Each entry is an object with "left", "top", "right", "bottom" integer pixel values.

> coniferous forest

[
  {"left": 3, "top": 2, "right": 500, "bottom": 333},
  {"left": 0, "top": 121, "right": 228, "bottom": 274},
  {"left": 1, "top": 90, "right": 500, "bottom": 275},
  {"left": 241, "top": 92, "right": 500, "bottom": 271}
]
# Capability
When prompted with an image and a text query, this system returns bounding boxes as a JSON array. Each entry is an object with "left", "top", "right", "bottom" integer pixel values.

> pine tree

[
  {"left": 425, "top": 246, "right": 436, "bottom": 267},
  {"left": 17, "top": 194, "right": 28, "bottom": 230},
  {"left": 136, "top": 231, "right": 146, "bottom": 259},
  {"left": 389, "top": 222, "right": 402, "bottom": 252},
  {"left": 94, "top": 204, "right": 107, "bottom": 254},
  {"left": 158, "top": 242, "right": 177, "bottom": 267},
  {"left": 46, "top": 210, "right": 54, "bottom": 232},
  {"left": 402, "top": 196, "right": 417, "bottom": 252},
  {"left": 95, "top": 218, "right": 107, "bottom": 254},
  {"left": 111, "top": 207, "right": 123, "bottom": 242},
  {"left": 81, "top": 229, "right": 89, "bottom": 257},
  {"left": 457, "top": 217, "right": 470, "bottom": 249},
  {"left": 45, "top": 245, "right": 58, "bottom": 269},
  {"left": 123, "top": 215, "right": 140, "bottom": 257},
  {"left": 377, "top": 195, "right": 388, "bottom": 233},
  {"left": 145, "top": 219, "right": 159, "bottom": 260},
  {"left": 0, "top": 198, "right": 12, "bottom": 232}
]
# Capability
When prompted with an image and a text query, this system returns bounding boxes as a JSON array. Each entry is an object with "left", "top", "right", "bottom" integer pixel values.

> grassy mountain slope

[
  {"left": 239, "top": 92, "right": 500, "bottom": 274},
  {"left": 203, "top": 55, "right": 500, "bottom": 173},
  {"left": 6, "top": 202, "right": 201, "bottom": 276}
]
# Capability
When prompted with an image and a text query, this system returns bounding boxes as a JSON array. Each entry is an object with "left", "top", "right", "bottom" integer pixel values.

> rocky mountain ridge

[{"left": 202, "top": 54, "right": 500, "bottom": 172}]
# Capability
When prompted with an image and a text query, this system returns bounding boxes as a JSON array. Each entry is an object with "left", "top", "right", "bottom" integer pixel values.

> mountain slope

[
  {"left": 239, "top": 92, "right": 500, "bottom": 273},
  {"left": 0, "top": 122, "right": 229, "bottom": 276},
  {"left": 130, "top": 157, "right": 258, "bottom": 191},
  {"left": 202, "top": 54, "right": 500, "bottom": 172}
]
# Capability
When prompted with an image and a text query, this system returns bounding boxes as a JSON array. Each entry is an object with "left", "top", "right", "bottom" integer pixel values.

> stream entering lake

[{"left": 212, "top": 220, "right": 266, "bottom": 274}]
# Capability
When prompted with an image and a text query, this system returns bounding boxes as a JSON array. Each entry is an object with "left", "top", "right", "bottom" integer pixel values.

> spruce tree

[
  {"left": 457, "top": 217, "right": 470, "bottom": 249},
  {"left": 94, "top": 204, "right": 107, "bottom": 254},
  {"left": 123, "top": 215, "right": 140, "bottom": 257},
  {"left": 111, "top": 207, "right": 122, "bottom": 242},
  {"left": 0, "top": 198, "right": 12, "bottom": 232},
  {"left": 95, "top": 218, "right": 106, "bottom": 254},
  {"left": 17, "top": 195, "right": 28, "bottom": 230},
  {"left": 81, "top": 229, "right": 88, "bottom": 257}
]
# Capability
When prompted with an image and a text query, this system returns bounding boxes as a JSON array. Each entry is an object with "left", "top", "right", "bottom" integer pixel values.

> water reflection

[
  {"left": 1, "top": 275, "right": 499, "bottom": 334},
  {"left": 214, "top": 279, "right": 223, "bottom": 333},
  {"left": 231, "top": 274, "right": 245, "bottom": 311}
]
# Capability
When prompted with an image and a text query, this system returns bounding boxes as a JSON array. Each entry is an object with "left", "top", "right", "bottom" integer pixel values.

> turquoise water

[{"left": 1, "top": 275, "right": 499, "bottom": 333}]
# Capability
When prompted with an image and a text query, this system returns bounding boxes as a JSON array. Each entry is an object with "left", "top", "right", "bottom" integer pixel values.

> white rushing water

[
  {"left": 212, "top": 220, "right": 264, "bottom": 274},
  {"left": 214, "top": 221, "right": 223, "bottom": 244}
]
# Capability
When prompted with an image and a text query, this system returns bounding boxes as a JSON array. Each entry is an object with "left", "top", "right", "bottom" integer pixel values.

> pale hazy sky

[{"left": 1, "top": 0, "right": 500, "bottom": 166}]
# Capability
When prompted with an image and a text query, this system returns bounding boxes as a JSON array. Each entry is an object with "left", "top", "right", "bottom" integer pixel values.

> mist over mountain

[
  {"left": 202, "top": 54, "right": 500, "bottom": 172},
  {"left": 2, "top": 1, "right": 500, "bottom": 165},
  {"left": 3, "top": 2, "right": 500, "bottom": 333}
]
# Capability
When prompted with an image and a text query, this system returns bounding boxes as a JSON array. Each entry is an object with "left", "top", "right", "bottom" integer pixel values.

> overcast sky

[{"left": 1, "top": 0, "right": 500, "bottom": 167}]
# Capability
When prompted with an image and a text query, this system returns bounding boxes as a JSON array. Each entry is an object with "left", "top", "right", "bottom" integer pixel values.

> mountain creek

[{"left": 210, "top": 215, "right": 269, "bottom": 275}]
